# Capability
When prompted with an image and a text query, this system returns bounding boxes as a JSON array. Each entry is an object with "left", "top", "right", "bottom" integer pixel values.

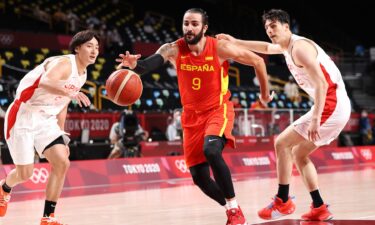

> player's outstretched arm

[
  {"left": 216, "top": 33, "right": 282, "bottom": 55},
  {"left": 218, "top": 40, "right": 273, "bottom": 105},
  {"left": 116, "top": 43, "right": 178, "bottom": 75}
]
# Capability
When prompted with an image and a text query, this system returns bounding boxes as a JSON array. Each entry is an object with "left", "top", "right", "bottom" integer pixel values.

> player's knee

[
  {"left": 274, "top": 138, "right": 288, "bottom": 155},
  {"left": 60, "top": 159, "right": 70, "bottom": 173},
  {"left": 203, "top": 146, "right": 220, "bottom": 162},
  {"left": 52, "top": 158, "right": 70, "bottom": 174},
  {"left": 291, "top": 149, "right": 308, "bottom": 164},
  {"left": 203, "top": 137, "right": 224, "bottom": 161},
  {"left": 190, "top": 164, "right": 209, "bottom": 187},
  {"left": 17, "top": 167, "right": 34, "bottom": 181}
]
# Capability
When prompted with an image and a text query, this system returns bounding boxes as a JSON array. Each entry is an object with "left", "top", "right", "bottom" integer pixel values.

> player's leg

[
  {"left": 203, "top": 135, "right": 234, "bottom": 201},
  {"left": 1, "top": 129, "right": 35, "bottom": 217},
  {"left": 258, "top": 124, "right": 304, "bottom": 220},
  {"left": 202, "top": 135, "right": 247, "bottom": 225},
  {"left": 291, "top": 141, "right": 319, "bottom": 195},
  {"left": 204, "top": 102, "right": 247, "bottom": 224},
  {"left": 292, "top": 140, "right": 333, "bottom": 221},
  {"left": 0, "top": 164, "right": 34, "bottom": 217},
  {"left": 41, "top": 136, "right": 70, "bottom": 221},
  {"left": 189, "top": 162, "right": 226, "bottom": 206}
]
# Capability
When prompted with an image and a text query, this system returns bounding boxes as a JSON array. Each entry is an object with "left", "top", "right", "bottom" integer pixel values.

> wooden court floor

[{"left": 1, "top": 168, "right": 374, "bottom": 225}]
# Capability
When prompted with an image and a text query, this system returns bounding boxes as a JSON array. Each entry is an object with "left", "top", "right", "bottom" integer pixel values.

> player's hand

[
  {"left": 307, "top": 118, "right": 321, "bottom": 142},
  {"left": 116, "top": 51, "right": 141, "bottom": 70},
  {"left": 72, "top": 92, "right": 91, "bottom": 107},
  {"left": 216, "top": 33, "right": 236, "bottom": 42},
  {"left": 259, "top": 91, "right": 275, "bottom": 107}
]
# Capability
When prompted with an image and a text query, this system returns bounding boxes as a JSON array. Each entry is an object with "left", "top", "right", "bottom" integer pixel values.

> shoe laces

[
  {"left": 266, "top": 196, "right": 295, "bottom": 210},
  {"left": 266, "top": 198, "right": 277, "bottom": 210},
  {"left": 227, "top": 208, "right": 242, "bottom": 223}
]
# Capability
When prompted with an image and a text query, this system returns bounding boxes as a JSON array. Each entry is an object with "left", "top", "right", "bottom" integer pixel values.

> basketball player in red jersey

[
  {"left": 217, "top": 9, "right": 351, "bottom": 221},
  {"left": 0, "top": 30, "right": 99, "bottom": 225},
  {"left": 117, "top": 8, "right": 273, "bottom": 225}
]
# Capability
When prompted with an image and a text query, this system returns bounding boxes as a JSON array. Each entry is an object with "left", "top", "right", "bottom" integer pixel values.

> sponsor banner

[
  {"left": 353, "top": 146, "right": 375, "bottom": 163},
  {"left": 234, "top": 136, "right": 274, "bottom": 152},
  {"left": 141, "top": 141, "right": 183, "bottom": 156},
  {"left": 141, "top": 136, "right": 275, "bottom": 157},
  {"left": 224, "top": 152, "right": 276, "bottom": 174},
  {"left": 65, "top": 112, "right": 120, "bottom": 140},
  {"left": 2, "top": 146, "right": 374, "bottom": 202},
  {"left": 310, "top": 146, "right": 375, "bottom": 170},
  {"left": 163, "top": 156, "right": 192, "bottom": 178}
]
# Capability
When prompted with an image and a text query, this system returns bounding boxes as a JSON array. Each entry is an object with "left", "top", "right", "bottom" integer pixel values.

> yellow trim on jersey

[
  {"left": 219, "top": 103, "right": 228, "bottom": 136},
  {"left": 205, "top": 56, "right": 213, "bottom": 61},
  {"left": 220, "top": 67, "right": 229, "bottom": 105}
]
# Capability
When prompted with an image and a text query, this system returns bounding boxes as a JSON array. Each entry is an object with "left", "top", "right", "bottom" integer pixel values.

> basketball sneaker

[
  {"left": 226, "top": 206, "right": 248, "bottom": 225},
  {"left": 301, "top": 204, "right": 333, "bottom": 221},
  {"left": 40, "top": 213, "right": 65, "bottom": 225},
  {"left": 0, "top": 179, "right": 11, "bottom": 217},
  {"left": 258, "top": 196, "right": 295, "bottom": 220}
]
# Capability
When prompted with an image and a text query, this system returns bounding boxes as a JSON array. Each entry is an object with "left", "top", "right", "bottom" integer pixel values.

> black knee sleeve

[
  {"left": 190, "top": 163, "right": 226, "bottom": 206},
  {"left": 202, "top": 135, "right": 235, "bottom": 199},
  {"left": 203, "top": 135, "right": 225, "bottom": 161},
  {"left": 190, "top": 163, "right": 210, "bottom": 186}
]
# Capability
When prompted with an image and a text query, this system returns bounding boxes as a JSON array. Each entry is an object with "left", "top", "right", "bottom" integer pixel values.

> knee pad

[{"left": 203, "top": 135, "right": 225, "bottom": 161}]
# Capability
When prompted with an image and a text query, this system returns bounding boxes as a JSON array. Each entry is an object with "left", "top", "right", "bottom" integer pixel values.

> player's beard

[{"left": 184, "top": 27, "right": 204, "bottom": 45}]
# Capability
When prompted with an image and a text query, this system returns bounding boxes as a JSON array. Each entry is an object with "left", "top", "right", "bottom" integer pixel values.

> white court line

[{"left": 355, "top": 215, "right": 375, "bottom": 219}]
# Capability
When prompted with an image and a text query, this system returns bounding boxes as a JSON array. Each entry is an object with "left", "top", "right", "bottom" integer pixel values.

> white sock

[{"left": 226, "top": 199, "right": 238, "bottom": 209}]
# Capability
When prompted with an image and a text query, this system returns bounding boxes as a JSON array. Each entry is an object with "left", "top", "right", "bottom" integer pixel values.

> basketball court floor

[{"left": 0, "top": 168, "right": 374, "bottom": 225}]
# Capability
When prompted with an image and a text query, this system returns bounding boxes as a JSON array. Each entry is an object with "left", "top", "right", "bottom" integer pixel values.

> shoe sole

[
  {"left": 301, "top": 215, "right": 334, "bottom": 221},
  {"left": 259, "top": 211, "right": 295, "bottom": 220}
]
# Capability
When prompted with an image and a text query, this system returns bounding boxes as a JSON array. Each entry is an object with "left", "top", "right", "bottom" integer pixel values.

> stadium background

[{"left": 0, "top": 0, "right": 374, "bottom": 210}]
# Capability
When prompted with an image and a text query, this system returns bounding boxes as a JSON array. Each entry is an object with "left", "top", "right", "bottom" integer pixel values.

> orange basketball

[{"left": 105, "top": 69, "right": 143, "bottom": 106}]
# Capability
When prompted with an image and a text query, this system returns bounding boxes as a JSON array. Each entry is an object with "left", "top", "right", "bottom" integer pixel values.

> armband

[{"left": 133, "top": 54, "right": 165, "bottom": 75}]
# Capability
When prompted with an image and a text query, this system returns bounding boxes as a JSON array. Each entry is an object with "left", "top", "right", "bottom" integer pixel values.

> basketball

[{"left": 105, "top": 69, "right": 143, "bottom": 106}]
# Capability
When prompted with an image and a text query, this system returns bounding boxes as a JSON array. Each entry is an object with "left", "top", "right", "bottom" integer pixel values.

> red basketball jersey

[{"left": 176, "top": 36, "right": 231, "bottom": 111}]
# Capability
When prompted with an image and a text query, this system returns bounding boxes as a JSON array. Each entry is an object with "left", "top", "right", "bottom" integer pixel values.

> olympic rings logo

[
  {"left": 30, "top": 167, "right": 49, "bottom": 184},
  {"left": 360, "top": 149, "right": 372, "bottom": 160},
  {"left": 0, "top": 34, "right": 14, "bottom": 46},
  {"left": 174, "top": 160, "right": 189, "bottom": 173}
]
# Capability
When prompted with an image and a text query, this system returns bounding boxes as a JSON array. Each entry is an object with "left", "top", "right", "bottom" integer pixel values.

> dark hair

[
  {"left": 262, "top": 9, "right": 290, "bottom": 26},
  {"left": 184, "top": 8, "right": 209, "bottom": 26},
  {"left": 69, "top": 30, "right": 100, "bottom": 54}
]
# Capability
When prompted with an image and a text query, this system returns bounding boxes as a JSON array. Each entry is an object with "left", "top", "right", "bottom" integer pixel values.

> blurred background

[{"left": 0, "top": 0, "right": 374, "bottom": 163}]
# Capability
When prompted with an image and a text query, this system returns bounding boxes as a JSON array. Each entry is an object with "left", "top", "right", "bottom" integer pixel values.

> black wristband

[{"left": 133, "top": 54, "right": 165, "bottom": 75}]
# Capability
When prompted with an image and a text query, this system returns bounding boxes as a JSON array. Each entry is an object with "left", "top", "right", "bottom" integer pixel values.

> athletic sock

[
  {"left": 2, "top": 182, "right": 12, "bottom": 193},
  {"left": 276, "top": 184, "right": 289, "bottom": 203},
  {"left": 43, "top": 200, "right": 57, "bottom": 217},
  {"left": 226, "top": 199, "right": 238, "bottom": 209},
  {"left": 310, "top": 189, "right": 324, "bottom": 208}
]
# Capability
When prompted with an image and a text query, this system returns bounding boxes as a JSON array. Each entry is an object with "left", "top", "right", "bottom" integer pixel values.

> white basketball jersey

[
  {"left": 283, "top": 34, "right": 347, "bottom": 99},
  {"left": 15, "top": 54, "right": 86, "bottom": 115}
]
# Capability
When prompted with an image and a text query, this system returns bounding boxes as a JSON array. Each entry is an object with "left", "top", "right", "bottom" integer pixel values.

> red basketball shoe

[
  {"left": 301, "top": 204, "right": 333, "bottom": 221},
  {"left": 40, "top": 213, "right": 65, "bottom": 225},
  {"left": 226, "top": 206, "right": 248, "bottom": 225},
  {"left": 258, "top": 196, "right": 295, "bottom": 220},
  {"left": 0, "top": 179, "right": 11, "bottom": 217}
]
